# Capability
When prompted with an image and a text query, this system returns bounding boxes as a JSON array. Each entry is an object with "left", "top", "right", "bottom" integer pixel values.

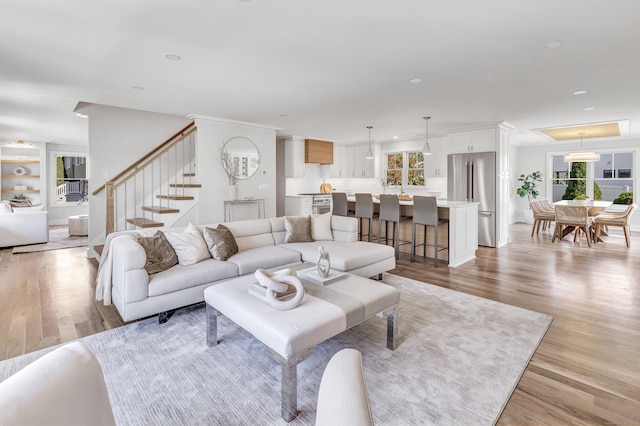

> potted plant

[
  {"left": 516, "top": 171, "right": 542, "bottom": 224},
  {"left": 573, "top": 193, "right": 590, "bottom": 205}
]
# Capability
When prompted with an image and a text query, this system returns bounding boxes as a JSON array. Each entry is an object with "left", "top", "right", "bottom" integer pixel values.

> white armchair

[
  {"left": 316, "top": 349, "right": 374, "bottom": 426},
  {"left": 0, "top": 342, "right": 116, "bottom": 425}
]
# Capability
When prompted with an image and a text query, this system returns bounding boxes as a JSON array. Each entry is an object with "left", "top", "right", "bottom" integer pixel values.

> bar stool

[
  {"left": 377, "top": 194, "right": 410, "bottom": 258},
  {"left": 410, "top": 196, "right": 448, "bottom": 266},
  {"left": 331, "top": 192, "right": 349, "bottom": 216},
  {"left": 355, "top": 193, "right": 375, "bottom": 241}
]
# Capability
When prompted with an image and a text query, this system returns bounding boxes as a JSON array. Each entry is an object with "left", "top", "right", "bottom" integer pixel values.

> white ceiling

[{"left": 2, "top": 0, "right": 640, "bottom": 147}]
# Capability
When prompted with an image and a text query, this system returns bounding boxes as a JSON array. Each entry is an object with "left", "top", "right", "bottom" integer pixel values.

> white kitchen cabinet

[
  {"left": 448, "top": 128, "right": 496, "bottom": 154},
  {"left": 349, "top": 145, "right": 375, "bottom": 178},
  {"left": 285, "top": 196, "right": 313, "bottom": 216},
  {"left": 329, "top": 145, "right": 348, "bottom": 178},
  {"left": 284, "top": 137, "right": 306, "bottom": 178},
  {"left": 424, "top": 136, "right": 447, "bottom": 177}
]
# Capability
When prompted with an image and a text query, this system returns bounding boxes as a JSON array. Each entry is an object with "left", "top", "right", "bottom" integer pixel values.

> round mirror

[{"left": 220, "top": 136, "right": 260, "bottom": 180}]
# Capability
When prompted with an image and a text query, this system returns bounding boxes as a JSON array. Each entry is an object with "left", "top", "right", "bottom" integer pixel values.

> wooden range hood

[{"left": 304, "top": 139, "right": 333, "bottom": 164}]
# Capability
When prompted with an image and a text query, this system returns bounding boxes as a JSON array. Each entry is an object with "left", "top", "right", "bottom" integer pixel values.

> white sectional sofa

[
  {"left": 0, "top": 209, "right": 49, "bottom": 248},
  {"left": 104, "top": 215, "right": 396, "bottom": 322}
]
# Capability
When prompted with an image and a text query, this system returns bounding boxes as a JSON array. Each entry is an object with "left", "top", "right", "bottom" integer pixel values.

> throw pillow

[
  {"left": 284, "top": 215, "right": 313, "bottom": 243},
  {"left": 203, "top": 225, "right": 239, "bottom": 261},
  {"left": 12, "top": 205, "right": 45, "bottom": 212},
  {"left": 0, "top": 201, "right": 12, "bottom": 214},
  {"left": 164, "top": 223, "right": 211, "bottom": 266},
  {"left": 138, "top": 231, "right": 179, "bottom": 275},
  {"left": 8, "top": 199, "right": 32, "bottom": 207},
  {"left": 311, "top": 213, "right": 333, "bottom": 241}
]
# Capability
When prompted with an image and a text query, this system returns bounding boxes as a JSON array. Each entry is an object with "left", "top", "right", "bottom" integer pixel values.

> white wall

[
  {"left": 191, "top": 116, "right": 277, "bottom": 223},
  {"left": 84, "top": 104, "right": 192, "bottom": 250},
  {"left": 46, "top": 143, "right": 89, "bottom": 225},
  {"left": 514, "top": 137, "right": 640, "bottom": 231}
]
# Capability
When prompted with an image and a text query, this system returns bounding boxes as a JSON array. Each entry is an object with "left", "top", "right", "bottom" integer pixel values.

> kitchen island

[{"left": 346, "top": 196, "right": 479, "bottom": 267}]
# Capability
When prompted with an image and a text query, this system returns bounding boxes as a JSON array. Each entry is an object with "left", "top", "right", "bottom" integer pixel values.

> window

[
  {"left": 52, "top": 153, "right": 89, "bottom": 205},
  {"left": 384, "top": 151, "right": 425, "bottom": 187},
  {"left": 551, "top": 151, "right": 634, "bottom": 203}
]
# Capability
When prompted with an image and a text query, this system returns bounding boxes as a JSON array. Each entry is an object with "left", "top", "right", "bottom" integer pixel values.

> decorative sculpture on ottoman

[
  {"left": 254, "top": 268, "right": 304, "bottom": 311},
  {"left": 316, "top": 245, "right": 330, "bottom": 278}
]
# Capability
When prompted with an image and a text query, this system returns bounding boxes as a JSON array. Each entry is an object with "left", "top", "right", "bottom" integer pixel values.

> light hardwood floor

[{"left": 1, "top": 223, "right": 639, "bottom": 425}]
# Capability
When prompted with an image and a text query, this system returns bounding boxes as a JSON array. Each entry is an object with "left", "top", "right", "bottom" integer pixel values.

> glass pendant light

[
  {"left": 422, "top": 116, "right": 432, "bottom": 155},
  {"left": 365, "top": 125, "right": 374, "bottom": 159}
]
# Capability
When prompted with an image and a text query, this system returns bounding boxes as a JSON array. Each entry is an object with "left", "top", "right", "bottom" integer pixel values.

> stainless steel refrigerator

[{"left": 447, "top": 152, "right": 496, "bottom": 247}]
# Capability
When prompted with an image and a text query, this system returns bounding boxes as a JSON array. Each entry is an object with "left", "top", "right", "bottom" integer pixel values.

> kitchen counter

[{"left": 345, "top": 195, "right": 479, "bottom": 267}]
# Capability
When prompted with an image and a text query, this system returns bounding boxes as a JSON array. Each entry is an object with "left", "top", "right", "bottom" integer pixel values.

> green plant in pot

[{"left": 516, "top": 171, "right": 542, "bottom": 224}]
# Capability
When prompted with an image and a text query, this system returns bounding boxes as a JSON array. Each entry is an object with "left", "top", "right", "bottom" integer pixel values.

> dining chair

[
  {"left": 410, "top": 196, "right": 448, "bottom": 266},
  {"left": 530, "top": 200, "right": 555, "bottom": 237},
  {"left": 593, "top": 203, "right": 637, "bottom": 247},
  {"left": 377, "top": 194, "right": 410, "bottom": 258},
  {"left": 331, "top": 192, "right": 349, "bottom": 217},
  {"left": 355, "top": 193, "right": 375, "bottom": 241},
  {"left": 552, "top": 205, "right": 594, "bottom": 247}
]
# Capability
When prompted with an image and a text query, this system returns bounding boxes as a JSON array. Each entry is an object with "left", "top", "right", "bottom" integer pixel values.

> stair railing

[{"left": 93, "top": 122, "right": 197, "bottom": 235}]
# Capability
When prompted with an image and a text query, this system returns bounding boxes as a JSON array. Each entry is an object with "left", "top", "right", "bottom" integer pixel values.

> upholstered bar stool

[
  {"left": 332, "top": 192, "right": 349, "bottom": 216},
  {"left": 410, "top": 196, "right": 448, "bottom": 266},
  {"left": 355, "top": 193, "right": 375, "bottom": 241},
  {"left": 377, "top": 194, "right": 410, "bottom": 258}
]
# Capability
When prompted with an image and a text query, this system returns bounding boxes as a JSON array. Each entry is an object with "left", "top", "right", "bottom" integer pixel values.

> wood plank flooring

[{"left": 1, "top": 223, "right": 639, "bottom": 425}]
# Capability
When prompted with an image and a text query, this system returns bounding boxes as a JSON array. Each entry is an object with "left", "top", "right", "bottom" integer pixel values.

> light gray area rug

[
  {"left": 12, "top": 226, "right": 87, "bottom": 254},
  {"left": 0, "top": 274, "right": 552, "bottom": 425}
]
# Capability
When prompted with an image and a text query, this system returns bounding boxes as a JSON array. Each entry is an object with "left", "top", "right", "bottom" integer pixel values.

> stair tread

[
  {"left": 142, "top": 205, "right": 180, "bottom": 214},
  {"left": 183, "top": 172, "right": 196, "bottom": 177},
  {"left": 156, "top": 195, "right": 195, "bottom": 200},
  {"left": 169, "top": 183, "right": 201, "bottom": 188},
  {"left": 126, "top": 218, "right": 165, "bottom": 228}
]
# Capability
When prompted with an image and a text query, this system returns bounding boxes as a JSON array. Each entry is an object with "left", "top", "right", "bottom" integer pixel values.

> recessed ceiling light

[
  {"left": 41, "top": 96, "right": 53, "bottom": 101},
  {"left": 584, "top": 107, "right": 596, "bottom": 111},
  {"left": 165, "top": 54, "right": 182, "bottom": 61},
  {"left": 409, "top": 78, "right": 423, "bottom": 84},
  {"left": 75, "top": 113, "right": 88, "bottom": 118},
  {"left": 573, "top": 90, "right": 588, "bottom": 95},
  {"left": 393, "top": 136, "right": 398, "bottom": 139},
  {"left": 131, "top": 86, "right": 145, "bottom": 91},
  {"left": 279, "top": 114, "right": 288, "bottom": 117},
  {"left": 542, "top": 40, "right": 563, "bottom": 49}
]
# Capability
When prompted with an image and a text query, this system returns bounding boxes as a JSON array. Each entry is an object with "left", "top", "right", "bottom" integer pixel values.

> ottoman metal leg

[
  {"left": 265, "top": 346, "right": 316, "bottom": 422},
  {"left": 378, "top": 305, "right": 399, "bottom": 350},
  {"left": 206, "top": 303, "right": 219, "bottom": 347}
]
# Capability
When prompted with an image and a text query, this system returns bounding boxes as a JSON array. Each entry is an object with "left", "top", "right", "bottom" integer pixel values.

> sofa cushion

[
  {"left": 0, "top": 201, "right": 12, "bottom": 214},
  {"left": 284, "top": 215, "right": 312, "bottom": 243},
  {"left": 222, "top": 219, "right": 276, "bottom": 251},
  {"left": 138, "top": 231, "right": 179, "bottom": 275},
  {"left": 148, "top": 259, "right": 239, "bottom": 297},
  {"left": 227, "top": 246, "right": 301, "bottom": 275},
  {"left": 311, "top": 213, "right": 333, "bottom": 241},
  {"left": 164, "top": 223, "right": 211, "bottom": 266},
  {"left": 203, "top": 225, "right": 239, "bottom": 261},
  {"left": 281, "top": 241, "right": 395, "bottom": 272},
  {"left": 12, "top": 205, "right": 45, "bottom": 212}
]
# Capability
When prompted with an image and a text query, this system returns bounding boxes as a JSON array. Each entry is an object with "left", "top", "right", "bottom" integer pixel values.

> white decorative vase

[{"left": 228, "top": 184, "right": 237, "bottom": 200}]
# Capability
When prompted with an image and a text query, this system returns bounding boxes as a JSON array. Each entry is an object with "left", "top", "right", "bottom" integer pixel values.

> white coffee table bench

[{"left": 204, "top": 265, "right": 400, "bottom": 422}]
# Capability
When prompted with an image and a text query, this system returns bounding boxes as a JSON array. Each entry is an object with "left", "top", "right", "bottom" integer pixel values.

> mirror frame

[{"left": 220, "top": 136, "right": 260, "bottom": 181}]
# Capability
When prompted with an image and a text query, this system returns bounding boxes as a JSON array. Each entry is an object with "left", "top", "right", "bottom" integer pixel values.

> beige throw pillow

[
  {"left": 138, "top": 231, "right": 178, "bottom": 275},
  {"left": 311, "top": 213, "right": 333, "bottom": 241},
  {"left": 164, "top": 223, "right": 211, "bottom": 266},
  {"left": 284, "top": 215, "right": 313, "bottom": 243},
  {"left": 203, "top": 225, "right": 239, "bottom": 261}
]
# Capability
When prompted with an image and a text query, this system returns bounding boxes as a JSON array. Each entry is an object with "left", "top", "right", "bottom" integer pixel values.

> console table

[{"left": 224, "top": 198, "right": 265, "bottom": 222}]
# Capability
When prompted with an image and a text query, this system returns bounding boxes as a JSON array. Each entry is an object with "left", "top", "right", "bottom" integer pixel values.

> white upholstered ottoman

[
  {"left": 68, "top": 214, "right": 88, "bottom": 236},
  {"left": 204, "top": 264, "right": 400, "bottom": 421}
]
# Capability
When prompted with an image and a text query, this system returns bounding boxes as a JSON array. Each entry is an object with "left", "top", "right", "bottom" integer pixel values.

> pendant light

[
  {"left": 564, "top": 132, "right": 600, "bottom": 163},
  {"left": 365, "top": 126, "right": 374, "bottom": 159},
  {"left": 422, "top": 116, "right": 432, "bottom": 155}
]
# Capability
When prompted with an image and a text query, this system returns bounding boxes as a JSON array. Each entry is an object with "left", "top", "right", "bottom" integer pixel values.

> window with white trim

[
  {"left": 51, "top": 152, "right": 89, "bottom": 205},
  {"left": 384, "top": 151, "right": 425, "bottom": 187}
]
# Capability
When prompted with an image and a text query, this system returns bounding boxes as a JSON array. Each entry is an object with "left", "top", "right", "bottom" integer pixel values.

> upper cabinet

[
  {"left": 304, "top": 139, "right": 333, "bottom": 164},
  {"left": 449, "top": 128, "right": 496, "bottom": 154},
  {"left": 424, "top": 136, "right": 447, "bottom": 177},
  {"left": 348, "top": 145, "right": 376, "bottom": 178},
  {"left": 329, "top": 145, "right": 348, "bottom": 178},
  {"left": 284, "top": 137, "right": 307, "bottom": 178}
]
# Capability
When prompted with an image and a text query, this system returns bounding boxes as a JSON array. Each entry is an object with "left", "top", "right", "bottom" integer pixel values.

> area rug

[
  {"left": 0, "top": 274, "right": 552, "bottom": 425},
  {"left": 12, "top": 226, "right": 87, "bottom": 254}
]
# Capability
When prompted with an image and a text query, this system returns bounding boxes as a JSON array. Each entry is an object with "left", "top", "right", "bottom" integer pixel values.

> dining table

[{"left": 552, "top": 200, "right": 613, "bottom": 242}]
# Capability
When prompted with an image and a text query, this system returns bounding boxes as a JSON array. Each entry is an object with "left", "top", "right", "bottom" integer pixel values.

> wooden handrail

[{"left": 92, "top": 122, "right": 195, "bottom": 196}]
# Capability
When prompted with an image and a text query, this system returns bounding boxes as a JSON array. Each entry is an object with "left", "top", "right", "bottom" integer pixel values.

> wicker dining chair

[
  {"left": 552, "top": 205, "right": 594, "bottom": 247},
  {"left": 593, "top": 203, "right": 637, "bottom": 247},
  {"left": 530, "top": 200, "right": 555, "bottom": 237}
]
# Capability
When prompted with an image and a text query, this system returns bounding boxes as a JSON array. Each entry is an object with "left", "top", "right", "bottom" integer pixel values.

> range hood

[{"left": 305, "top": 139, "right": 333, "bottom": 164}]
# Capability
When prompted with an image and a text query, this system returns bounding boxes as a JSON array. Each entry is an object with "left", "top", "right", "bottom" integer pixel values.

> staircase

[{"left": 93, "top": 123, "right": 199, "bottom": 234}]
